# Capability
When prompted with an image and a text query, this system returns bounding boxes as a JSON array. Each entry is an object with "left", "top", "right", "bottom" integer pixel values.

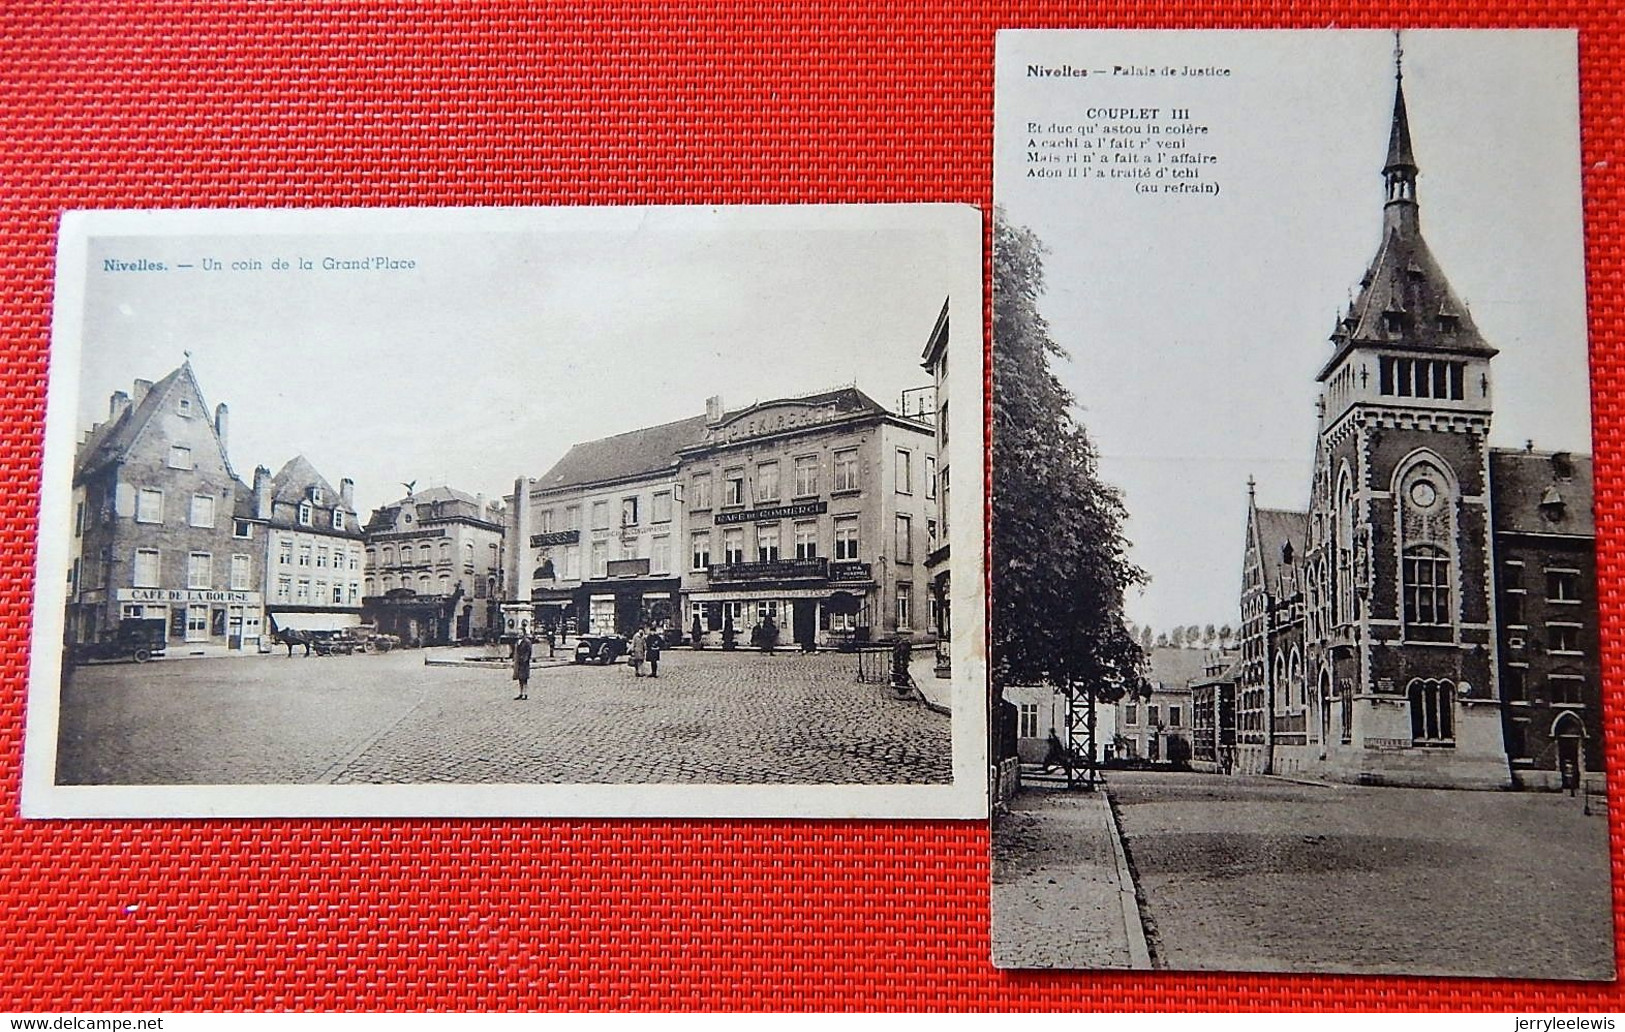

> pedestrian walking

[
  {"left": 646, "top": 628, "right": 662, "bottom": 677},
  {"left": 512, "top": 632, "right": 533, "bottom": 700},
  {"left": 629, "top": 627, "right": 648, "bottom": 677}
]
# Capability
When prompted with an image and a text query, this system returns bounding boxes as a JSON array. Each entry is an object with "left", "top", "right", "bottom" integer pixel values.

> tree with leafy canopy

[{"left": 992, "top": 210, "right": 1148, "bottom": 736}]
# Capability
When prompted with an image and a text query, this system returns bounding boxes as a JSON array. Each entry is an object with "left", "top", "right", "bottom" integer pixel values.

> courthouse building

[
  {"left": 1231, "top": 64, "right": 1599, "bottom": 789},
  {"left": 257, "top": 455, "right": 365, "bottom": 637},
  {"left": 66, "top": 361, "right": 267, "bottom": 653},
  {"left": 362, "top": 487, "right": 506, "bottom": 644}
]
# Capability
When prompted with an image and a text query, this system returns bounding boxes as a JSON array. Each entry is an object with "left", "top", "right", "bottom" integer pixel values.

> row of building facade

[{"left": 65, "top": 306, "right": 955, "bottom": 660}]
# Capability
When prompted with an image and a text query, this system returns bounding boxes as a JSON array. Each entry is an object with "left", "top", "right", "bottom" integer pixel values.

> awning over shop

[{"left": 268, "top": 611, "right": 361, "bottom": 633}]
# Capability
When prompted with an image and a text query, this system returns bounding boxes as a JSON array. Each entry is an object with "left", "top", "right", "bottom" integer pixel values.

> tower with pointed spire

[{"left": 1235, "top": 43, "right": 1512, "bottom": 787}]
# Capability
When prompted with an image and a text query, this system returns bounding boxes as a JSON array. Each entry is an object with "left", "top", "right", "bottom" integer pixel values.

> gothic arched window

[
  {"left": 1409, "top": 678, "right": 1455, "bottom": 745},
  {"left": 1396, "top": 456, "right": 1458, "bottom": 638}
]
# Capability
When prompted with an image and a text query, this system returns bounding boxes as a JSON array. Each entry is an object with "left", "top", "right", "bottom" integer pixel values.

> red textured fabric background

[{"left": 2, "top": 1, "right": 1622, "bottom": 1012}]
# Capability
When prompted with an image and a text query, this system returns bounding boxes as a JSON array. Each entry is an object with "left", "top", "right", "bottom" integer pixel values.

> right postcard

[{"left": 990, "top": 29, "right": 1614, "bottom": 978}]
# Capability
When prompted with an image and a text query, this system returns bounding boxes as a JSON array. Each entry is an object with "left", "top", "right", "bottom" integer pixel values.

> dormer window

[
  {"left": 311, "top": 487, "right": 324, "bottom": 506},
  {"left": 1437, "top": 313, "right": 1459, "bottom": 333},
  {"left": 1382, "top": 311, "right": 1405, "bottom": 335},
  {"left": 1539, "top": 486, "right": 1567, "bottom": 523},
  {"left": 331, "top": 510, "right": 345, "bottom": 531},
  {"left": 298, "top": 502, "right": 313, "bottom": 526},
  {"left": 177, "top": 397, "right": 192, "bottom": 417}
]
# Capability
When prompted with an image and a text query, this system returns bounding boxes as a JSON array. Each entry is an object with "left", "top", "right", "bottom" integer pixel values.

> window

[
  {"left": 1408, "top": 679, "right": 1454, "bottom": 745},
  {"left": 347, "top": 583, "right": 359, "bottom": 604},
  {"left": 565, "top": 505, "right": 581, "bottom": 531},
  {"left": 794, "top": 521, "right": 818, "bottom": 560},
  {"left": 896, "top": 583, "right": 912, "bottom": 630},
  {"left": 331, "top": 510, "right": 344, "bottom": 531},
  {"left": 756, "top": 524, "right": 780, "bottom": 562},
  {"left": 298, "top": 544, "right": 312, "bottom": 568},
  {"left": 187, "top": 552, "right": 212, "bottom": 590},
  {"left": 133, "top": 549, "right": 160, "bottom": 588},
  {"left": 755, "top": 461, "right": 780, "bottom": 503},
  {"left": 298, "top": 502, "right": 312, "bottom": 526},
  {"left": 230, "top": 554, "right": 251, "bottom": 591},
  {"left": 187, "top": 494, "right": 215, "bottom": 529},
  {"left": 834, "top": 517, "right": 859, "bottom": 561},
  {"left": 925, "top": 455, "right": 937, "bottom": 500},
  {"left": 136, "top": 488, "right": 163, "bottom": 524},
  {"left": 311, "top": 488, "right": 324, "bottom": 506},
  {"left": 168, "top": 445, "right": 192, "bottom": 469},
  {"left": 276, "top": 576, "right": 291, "bottom": 602},
  {"left": 535, "top": 509, "right": 555, "bottom": 535},
  {"left": 1546, "top": 569, "right": 1581, "bottom": 603},
  {"left": 1018, "top": 703, "right": 1039, "bottom": 739},
  {"left": 1380, "top": 356, "right": 1465, "bottom": 401},
  {"left": 176, "top": 397, "right": 192, "bottom": 417},
  {"left": 927, "top": 517, "right": 938, "bottom": 544},
  {"left": 834, "top": 449, "right": 859, "bottom": 492},
  {"left": 1168, "top": 706, "right": 1182, "bottom": 728},
  {"left": 723, "top": 470, "right": 745, "bottom": 507},
  {"left": 316, "top": 547, "right": 329, "bottom": 569},
  {"left": 895, "top": 514, "right": 912, "bottom": 562},
  {"left": 1502, "top": 561, "right": 1524, "bottom": 590},
  {"left": 1502, "top": 592, "right": 1525, "bottom": 626},
  {"left": 690, "top": 474, "right": 712, "bottom": 511},
  {"left": 277, "top": 541, "right": 293, "bottom": 566},
  {"left": 621, "top": 497, "right": 639, "bottom": 527},
  {"left": 591, "top": 501, "right": 609, "bottom": 530},
  {"left": 1550, "top": 672, "right": 1585, "bottom": 705},
  {"left": 1125, "top": 703, "right": 1138, "bottom": 726},
  {"left": 1549, "top": 623, "right": 1582, "bottom": 654},
  {"left": 794, "top": 455, "right": 819, "bottom": 497},
  {"left": 723, "top": 528, "right": 745, "bottom": 565},
  {"left": 1403, "top": 545, "right": 1451, "bottom": 626},
  {"left": 350, "top": 551, "right": 360, "bottom": 571},
  {"left": 1148, "top": 705, "right": 1160, "bottom": 727},
  {"left": 463, "top": 542, "right": 474, "bottom": 570},
  {"left": 651, "top": 535, "right": 671, "bottom": 575},
  {"left": 438, "top": 541, "right": 451, "bottom": 563},
  {"left": 326, "top": 583, "right": 340, "bottom": 603},
  {"left": 590, "top": 542, "right": 607, "bottom": 579},
  {"left": 652, "top": 491, "right": 672, "bottom": 524},
  {"left": 895, "top": 449, "right": 912, "bottom": 494},
  {"left": 296, "top": 579, "right": 310, "bottom": 603},
  {"left": 691, "top": 532, "right": 711, "bottom": 571},
  {"left": 74, "top": 502, "right": 84, "bottom": 538},
  {"left": 233, "top": 519, "right": 252, "bottom": 539}
]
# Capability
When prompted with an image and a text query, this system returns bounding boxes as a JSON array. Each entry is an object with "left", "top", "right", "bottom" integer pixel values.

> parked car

[
  {"left": 71, "top": 619, "right": 167, "bottom": 665},
  {"left": 574, "top": 633, "right": 628, "bottom": 665}
]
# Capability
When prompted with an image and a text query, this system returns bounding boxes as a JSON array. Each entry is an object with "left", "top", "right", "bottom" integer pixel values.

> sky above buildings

[
  {"left": 72, "top": 207, "right": 970, "bottom": 519},
  {"left": 996, "top": 29, "right": 1589, "bottom": 635}
]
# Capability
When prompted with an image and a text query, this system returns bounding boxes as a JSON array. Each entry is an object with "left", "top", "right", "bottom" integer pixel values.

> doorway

[{"left": 792, "top": 600, "right": 816, "bottom": 649}]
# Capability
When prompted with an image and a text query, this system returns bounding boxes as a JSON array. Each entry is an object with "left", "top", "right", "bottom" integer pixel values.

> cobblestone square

[
  {"left": 54, "top": 647, "right": 951, "bottom": 786},
  {"left": 994, "top": 770, "right": 1615, "bottom": 979}
]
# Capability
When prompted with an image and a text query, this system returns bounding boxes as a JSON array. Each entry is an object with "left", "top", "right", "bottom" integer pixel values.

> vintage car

[
  {"left": 71, "top": 618, "right": 167, "bottom": 665},
  {"left": 573, "top": 633, "right": 628, "bottom": 665}
]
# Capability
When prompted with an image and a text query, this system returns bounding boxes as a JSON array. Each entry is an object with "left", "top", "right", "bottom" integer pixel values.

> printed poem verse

[{"left": 1020, "top": 60, "right": 1230, "bottom": 197}]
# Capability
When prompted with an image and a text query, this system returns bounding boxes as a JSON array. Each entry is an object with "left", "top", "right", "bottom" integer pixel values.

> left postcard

[{"left": 23, "top": 204, "right": 986, "bottom": 820}]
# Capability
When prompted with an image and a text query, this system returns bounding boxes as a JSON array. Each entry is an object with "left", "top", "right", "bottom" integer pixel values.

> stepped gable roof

[
  {"left": 1252, "top": 507, "right": 1309, "bottom": 587},
  {"left": 1144, "top": 646, "right": 1216, "bottom": 692},
  {"left": 73, "top": 365, "right": 188, "bottom": 480},
  {"left": 537, "top": 413, "right": 712, "bottom": 492},
  {"left": 269, "top": 454, "right": 342, "bottom": 507},
  {"left": 1490, "top": 449, "right": 1595, "bottom": 538}
]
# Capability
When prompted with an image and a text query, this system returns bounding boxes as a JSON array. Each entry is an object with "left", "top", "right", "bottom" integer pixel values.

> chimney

[
  {"left": 705, "top": 395, "right": 725, "bottom": 426},
  {"left": 213, "top": 403, "right": 229, "bottom": 450},
  {"left": 475, "top": 492, "right": 486, "bottom": 519},
  {"left": 108, "top": 390, "right": 131, "bottom": 422},
  {"left": 132, "top": 378, "right": 153, "bottom": 407},
  {"left": 253, "top": 465, "right": 273, "bottom": 520},
  {"left": 340, "top": 477, "right": 355, "bottom": 511}
]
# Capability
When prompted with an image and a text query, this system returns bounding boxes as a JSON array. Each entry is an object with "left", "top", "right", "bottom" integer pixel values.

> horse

[{"left": 273, "top": 627, "right": 313, "bottom": 657}]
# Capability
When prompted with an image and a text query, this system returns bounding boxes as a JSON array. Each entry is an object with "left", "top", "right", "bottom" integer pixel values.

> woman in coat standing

[{"left": 512, "top": 632, "right": 533, "bottom": 700}]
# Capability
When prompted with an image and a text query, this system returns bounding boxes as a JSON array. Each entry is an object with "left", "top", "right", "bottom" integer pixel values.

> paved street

[
  {"left": 994, "top": 770, "right": 1615, "bottom": 979},
  {"left": 1113, "top": 770, "right": 1616, "bottom": 978},
  {"left": 55, "top": 647, "right": 951, "bottom": 785}
]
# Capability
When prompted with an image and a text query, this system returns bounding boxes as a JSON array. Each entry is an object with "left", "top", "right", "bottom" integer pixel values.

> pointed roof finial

[
  {"left": 1394, "top": 28, "right": 1403, "bottom": 82},
  {"left": 1246, "top": 474, "right": 1257, "bottom": 502}
]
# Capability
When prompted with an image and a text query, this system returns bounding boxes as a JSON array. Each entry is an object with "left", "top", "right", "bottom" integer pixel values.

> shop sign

[
  {"left": 117, "top": 588, "right": 262, "bottom": 604},
  {"left": 829, "top": 561, "right": 872, "bottom": 582},
  {"left": 715, "top": 500, "right": 828, "bottom": 525},
  {"left": 704, "top": 403, "right": 848, "bottom": 445},
  {"left": 709, "top": 558, "right": 828, "bottom": 583},
  {"left": 607, "top": 558, "right": 652, "bottom": 578},
  {"left": 530, "top": 529, "right": 580, "bottom": 548}
]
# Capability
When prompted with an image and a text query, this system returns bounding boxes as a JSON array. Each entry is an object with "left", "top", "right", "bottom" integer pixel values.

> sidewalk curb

[
  {"left": 1100, "top": 785, "right": 1153, "bottom": 970},
  {"left": 1260, "top": 773, "right": 1339, "bottom": 789}
]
